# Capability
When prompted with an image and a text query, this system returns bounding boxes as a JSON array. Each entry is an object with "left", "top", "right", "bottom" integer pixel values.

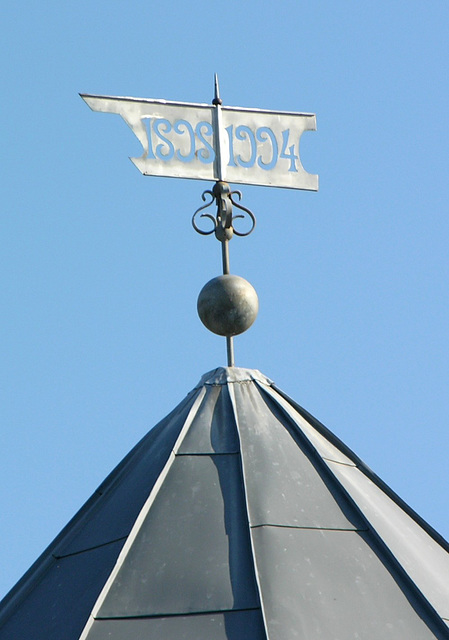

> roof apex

[{"left": 196, "top": 366, "right": 273, "bottom": 387}]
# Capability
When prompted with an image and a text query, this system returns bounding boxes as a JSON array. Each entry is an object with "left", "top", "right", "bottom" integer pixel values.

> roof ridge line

[
  {"left": 256, "top": 382, "right": 449, "bottom": 638},
  {"left": 272, "top": 384, "right": 449, "bottom": 553},
  {"left": 227, "top": 382, "right": 271, "bottom": 640},
  {"left": 78, "top": 386, "right": 208, "bottom": 640}
]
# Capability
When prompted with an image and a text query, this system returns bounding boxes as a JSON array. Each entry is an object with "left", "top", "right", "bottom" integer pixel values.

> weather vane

[{"left": 81, "top": 75, "right": 318, "bottom": 366}]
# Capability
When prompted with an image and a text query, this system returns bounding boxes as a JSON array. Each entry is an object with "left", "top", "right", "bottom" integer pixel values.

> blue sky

[{"left": 1, "top": 1, "right": 448, "bottom": 598}]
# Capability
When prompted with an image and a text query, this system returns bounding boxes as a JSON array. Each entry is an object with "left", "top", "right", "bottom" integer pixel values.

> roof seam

[
  {"left": 175, "top": 451, "right": 240, "bottom": 457},
  {"left": 94, "top": 606, "right": 262, "bottom": 621},
  {"left": 203, "top": 380, "right": 254, "bottom": 387},
  {"left": 250, "top": 524, "right": 368, "bottom": 532},
  {"left": 53, "top": 536, "right": 128, "bottom": 559},
  {"left": 323, "top": 457, "right": 356, "bottom": 467}
]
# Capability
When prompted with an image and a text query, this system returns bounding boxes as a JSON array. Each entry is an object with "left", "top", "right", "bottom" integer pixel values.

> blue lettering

[
  {"left": 174, "top": 119, "right": 195, "bottom": 163},
  {"left": 154, "top": 119, "right": 175, "bottom": 161},
  {"left": 256, "top": 127, "right": 278, "bottom": 170},
  {"left": 225, "top": 125, "right": 237, "bottom": 167},
  {"left": 236, "top": 125, "right": 257, "bottom": 168},
  {"left": 280, "top": 129, "right": 299, "bottom": 172},
  {"left": 143, "top": 118, "right": 156, "bottom": 159},
  {"left": 196, "top": 121, "right": 214, "bottom": 164}
]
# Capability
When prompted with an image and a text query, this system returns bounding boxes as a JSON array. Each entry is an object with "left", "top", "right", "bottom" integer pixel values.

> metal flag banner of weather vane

[
  {"left": 81, "top": 76, "right": 318, "bottom": 366},
  {"left": 81, "top": 76, "right": 317, "bottom": 190}
]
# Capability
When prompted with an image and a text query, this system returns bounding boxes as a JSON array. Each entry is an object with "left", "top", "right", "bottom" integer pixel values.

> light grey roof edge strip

[
  {"left": 260, "top": 384, "right": 449, "bottom": 638},
  {"left": 226, "top": 382, "right": 270, "bottom": 640},
  {"left": 322, "top": 457, "right": 356, "bottom": 467},
  {"left": 79, "top": 387, "right": 207, "bottom": 640},
  {"left": 254, "top": 383, "right": 366, "bottom": 529},
  {"left": 92, "top": 388, "right": 201, "bottom": 499},
  {"left": 272, "top": 383, "right": 449, "bottom": 553}
]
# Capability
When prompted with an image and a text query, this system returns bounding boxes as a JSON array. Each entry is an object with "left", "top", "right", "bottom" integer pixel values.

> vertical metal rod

[
  {"left": 226, "top": 336, "right": 235, "bottom": 367},
  {"left": 213, "top": 78, "right": 234, "bottom": 368},
  {"left": 221, "top": 238, "right": 234, "bottom": 366},
  {"left": 221, "top": 239, "right": 230, "bottom": 275}
]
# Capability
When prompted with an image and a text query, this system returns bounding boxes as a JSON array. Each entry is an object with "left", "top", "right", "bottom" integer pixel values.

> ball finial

[{"left": 197, "top": 275, "right": 259, "bottom": 337}]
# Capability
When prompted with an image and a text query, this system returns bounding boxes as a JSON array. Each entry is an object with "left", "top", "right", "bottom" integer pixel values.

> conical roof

[{"left": 0, "top": 367, "right": 448, "bottom": 639}]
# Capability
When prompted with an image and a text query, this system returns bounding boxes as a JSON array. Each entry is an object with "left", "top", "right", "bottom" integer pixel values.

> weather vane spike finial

[{"left": 212, "top": 73, "right": 222, "bottom": 106}]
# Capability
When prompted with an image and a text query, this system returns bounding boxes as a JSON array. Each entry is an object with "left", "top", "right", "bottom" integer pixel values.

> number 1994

[{"left": 144, "top": 118, "right": 300, "bottom": 173}]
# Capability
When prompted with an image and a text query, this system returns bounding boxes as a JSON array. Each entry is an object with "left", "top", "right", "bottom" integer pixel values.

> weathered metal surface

[
  {"left": 178, "top": 385, "right": 240, "bottom": 454},
  {"left": 231, "top": 381, "right": 361, "bottom": 529},
  {"left": 81, "top": 94, "right": 318, "bottom": 190},
  {"left": 83, "top": 610, "right": 266, "bottom": 640},
  {"left": 196, "top": 367, "right": 272, "bottom": 386},
  {"left": 260, "top": 382, "right": 357, "bottom": 466},
  {"left": 251, "top": 526, "right": 441, "bottom": 640},
  {"left": 96, "top": 454, "right": 258, "bottom": 618},
  {"left": 197, "top": 275, "right": 259, "bottom": 337}
]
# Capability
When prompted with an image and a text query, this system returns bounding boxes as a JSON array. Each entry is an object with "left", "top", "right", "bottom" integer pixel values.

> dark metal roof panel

[
  {"left": 178, "top": 385, "right": 240, "bottom": 454},
  {"left": 325, "top": 459, "right": 449, "bottom": 621},
  {"left": 260, "top": 383, "right": 356, "bottom": 466},
  {"left": 96, "top": 454, "right": 259, "bottom": 617},
  {"left": 231, "top": 381, "right": 361, "bottom": 530},
  {"left": 0, "top": 540, "right": 125, "bottom": 640},
  {"left": 251, "top": 526, "right": 441, "bottom": 640}
]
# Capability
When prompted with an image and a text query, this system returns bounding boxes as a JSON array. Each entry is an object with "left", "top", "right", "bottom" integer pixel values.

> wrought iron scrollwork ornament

[{"left": 192, "top": 181, "right": 256, "bottom": 241}]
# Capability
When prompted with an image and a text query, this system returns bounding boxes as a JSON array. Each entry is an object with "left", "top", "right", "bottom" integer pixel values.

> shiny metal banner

[{"left": 81, "top": 94, "right": 318, "bottom": 190}]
